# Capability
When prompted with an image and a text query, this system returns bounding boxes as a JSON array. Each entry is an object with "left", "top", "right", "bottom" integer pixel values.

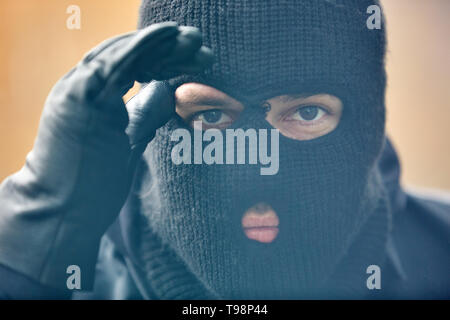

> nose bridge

[
  {"left": 227, "top": 167, "right": 284, "bottom": 208},
  {"left": 230, "top": 101, "right": 275, "bottom": 132}
]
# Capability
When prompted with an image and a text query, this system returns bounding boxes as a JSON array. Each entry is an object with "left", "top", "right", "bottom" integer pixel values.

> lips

[{"left": 241, "top": 203, "right": 279, "bottom": 243}]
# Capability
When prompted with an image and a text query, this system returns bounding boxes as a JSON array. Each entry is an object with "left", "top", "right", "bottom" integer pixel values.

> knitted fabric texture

[{"left": 134, "top": 0, "right": 390, "bottom": 298}]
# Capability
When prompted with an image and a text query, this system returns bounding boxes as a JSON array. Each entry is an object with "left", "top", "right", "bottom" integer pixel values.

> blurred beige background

[{"left": 0, "top": 0, "right": 449, "bottom": 190}]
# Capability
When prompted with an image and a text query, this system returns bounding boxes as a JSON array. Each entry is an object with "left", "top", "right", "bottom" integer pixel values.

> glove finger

[
  {"left": 161, "top": 26, "right": 203, "bottom": 64},
  {"left": 160, "top": 46, "right": 215, "bottom": 76},
  {"left": 135, "top": 27, "right": 207, "bottom": 82},
  {"left": 86, "top": 22, "right": 179, "bottom": 65},
  {"left": 100, "top": 22, "right": 181, "bottom": 86},
  {"left": 74, "top": 22, "right": 180, "bottom": 99},
  {"left": 125, "top": 81, "right": 175, "bottom": 146}
]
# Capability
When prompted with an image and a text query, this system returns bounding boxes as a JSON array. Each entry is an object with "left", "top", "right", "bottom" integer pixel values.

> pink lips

[{"left": 241, "top": 203, "right": 279, "bottom": 243}]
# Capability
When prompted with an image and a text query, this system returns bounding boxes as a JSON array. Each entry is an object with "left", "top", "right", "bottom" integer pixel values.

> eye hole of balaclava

[{"left": 173, "top": 82, "right": 344, "bottom": 142}]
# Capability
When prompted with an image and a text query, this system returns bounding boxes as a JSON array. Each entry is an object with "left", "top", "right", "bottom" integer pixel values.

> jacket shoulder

[{"left": 389, "top": 188, "right": 450, "bottom": 299}]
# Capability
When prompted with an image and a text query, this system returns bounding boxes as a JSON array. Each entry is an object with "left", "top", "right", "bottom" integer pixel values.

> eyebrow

[
  {"left": 177, "top": 96, "right": 229, "bottom": 109},
  {"left": 178, "top": 92, "right": 315, "bottom": 109}
]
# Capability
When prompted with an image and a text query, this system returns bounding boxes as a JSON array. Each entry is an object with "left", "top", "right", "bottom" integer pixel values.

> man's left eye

[
  {"left": 191, "top": 109, "right": 234, "bottom": 129},
  {"left": 290, "top": 105, "right": 327, "bottom": 122}
]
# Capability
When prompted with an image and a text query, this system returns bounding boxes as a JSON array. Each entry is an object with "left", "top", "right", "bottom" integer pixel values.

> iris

[{"left": 298, "top": 106, "right": 319, "bottom": 121}]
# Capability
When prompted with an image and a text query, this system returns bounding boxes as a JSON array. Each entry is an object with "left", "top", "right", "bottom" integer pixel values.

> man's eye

[
  {"left": 191, "top": 110, "right": 234, "bottom": 129},
  {"left": 197, "top": 110, "right": 225, "bottom": 124},
  {"left": 290, "top": 105, "right": 327, "bottom": 122}
]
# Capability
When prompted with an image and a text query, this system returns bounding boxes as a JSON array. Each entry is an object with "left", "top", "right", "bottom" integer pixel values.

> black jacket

[{"left": 0, "top": 139, "right": 449, "bottom": 299}]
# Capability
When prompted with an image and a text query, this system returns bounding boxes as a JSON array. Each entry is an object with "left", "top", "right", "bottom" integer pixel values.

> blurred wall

[
  {"left": 0, "top": 0, "right": 141, "bottom": 182},
  {"left": 0, "top": 0, "right": 449, "bottom": 190},
  {"left": 383, "top": 0, "right": 450, "bottom": 191}
]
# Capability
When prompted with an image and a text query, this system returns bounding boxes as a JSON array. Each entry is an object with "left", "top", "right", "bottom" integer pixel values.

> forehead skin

[
  {"left": 175, "top": 83, "right": 340, "bottom": 112},
  {"left": 175, "top": 83, "right": 243, "bottom": 109}
]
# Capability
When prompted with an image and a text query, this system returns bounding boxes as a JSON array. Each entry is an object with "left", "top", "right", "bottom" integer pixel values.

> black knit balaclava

[{"left": 134, "top": 0, "right": 391, "bottom": 299}]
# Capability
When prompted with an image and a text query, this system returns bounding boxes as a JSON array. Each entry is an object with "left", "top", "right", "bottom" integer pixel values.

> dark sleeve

[{"left": 0, "top": 263, "right": 72, "bottom": 300}]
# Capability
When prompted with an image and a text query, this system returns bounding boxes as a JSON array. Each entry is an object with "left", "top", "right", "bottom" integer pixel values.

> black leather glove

[{"left": 0, "top": 22, "right": 213, "bottom": 290}]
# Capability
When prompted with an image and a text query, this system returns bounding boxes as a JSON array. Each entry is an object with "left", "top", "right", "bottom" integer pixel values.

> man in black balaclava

[
  {"left": 0, "top": 0, "right": 448, "bottom": 299},
  {"left": 135, "top": 0, "right": 388, "bottom": 299}
]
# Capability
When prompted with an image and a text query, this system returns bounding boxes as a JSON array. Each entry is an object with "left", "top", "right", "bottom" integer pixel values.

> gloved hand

[{"left": 0, "top": 22, "right": 213, "bottom": 290}]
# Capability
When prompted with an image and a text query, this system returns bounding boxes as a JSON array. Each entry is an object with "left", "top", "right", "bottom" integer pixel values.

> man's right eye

[{"left": 191, "top": 110, "right": 235, "bottom": 130}]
